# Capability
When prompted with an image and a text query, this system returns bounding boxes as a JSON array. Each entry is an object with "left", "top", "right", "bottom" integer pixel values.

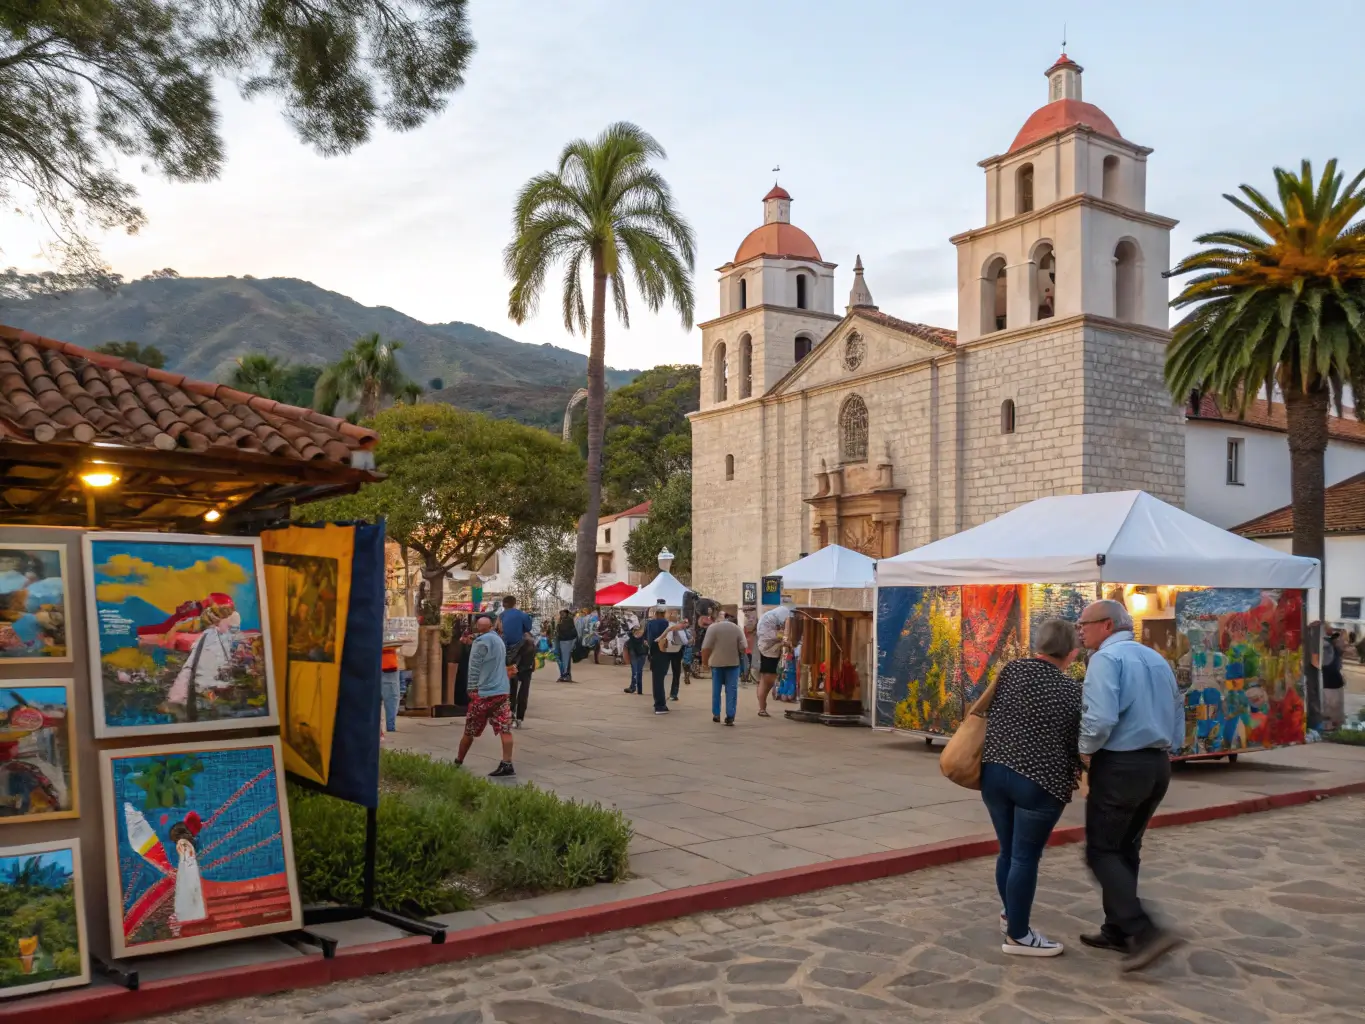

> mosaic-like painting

[
  {"left": 960, "top": 585, "right": 1026, "bottom": 706},
  {"left": 0, "top": 683, "right": 78, "bottom": 824},
  {"left": 1174, "top": 588, "right": 1305, "bottom": 755},
  {"left": 0, "top": 841, "right": 88, "bottom": 998},
  {"left": 0, "top": 546, "right": 69, "bottom": 662},
  {"left": 875, "top": 587, "right": 962, "bottom": 732}
]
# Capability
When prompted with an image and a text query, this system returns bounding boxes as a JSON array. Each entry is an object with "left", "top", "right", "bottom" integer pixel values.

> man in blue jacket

[
  {"left": 455, "top": 614, "right": 515, "bottom": 778},
  {"left": 1076, "top": 599, "right": 1185, "bottom": 971}
]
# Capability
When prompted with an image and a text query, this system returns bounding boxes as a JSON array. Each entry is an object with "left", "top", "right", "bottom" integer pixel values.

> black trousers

[
  {"left": 1085, "top": 748, "right": 1171, "bottom": 943},
  {"left": 668, "top": 651, "right": 684, "bottom": 698},
  {"left": 509, "top": 668, "right": 532, "bottom": 721},
  {"left": 650, "top": 655, "right": 670, "bottom": 711}
]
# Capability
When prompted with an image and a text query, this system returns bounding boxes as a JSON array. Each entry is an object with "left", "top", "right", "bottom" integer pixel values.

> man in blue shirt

[
  {"left": 456, "top": 614, "right": 515, "bottom": 778},
  {"left": 645, "top": 605, "right": 677, "bottom": 714},
  {"left": 1076, "top": 599, "right": 1185, "bottom": 971},
  {"left": 498, "top": 596, "right": 535, "bottom": 728},
  {"left": 498, "top": 596, "right": 533, "bottom": 648}
]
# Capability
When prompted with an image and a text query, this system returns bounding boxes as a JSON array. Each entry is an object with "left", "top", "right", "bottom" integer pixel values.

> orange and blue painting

[
  {"left": 0, "top": 546, "right": 68, "bottom": 662},
  {"left": 1174, "top": 588, "right": 1305, "bottom": 755},
  {"left": 103, "top": 737, "right": 300, "bottom": 958},
  {"left": 84, "top": 534, "right": 276, "bottom": 738}
]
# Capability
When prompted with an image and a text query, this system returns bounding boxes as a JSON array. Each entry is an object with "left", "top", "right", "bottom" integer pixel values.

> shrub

[{"left": 289, "top": 749, "right": 632, "bottom": 916}]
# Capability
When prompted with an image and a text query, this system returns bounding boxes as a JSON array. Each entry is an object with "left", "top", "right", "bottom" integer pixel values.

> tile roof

[
  {"left": 852, "top": 309, "right": 957, "bottom": 349},
  {"left": 600, "top": 500, "right": 652, "bottom": 524},
  {"left": 0, "top": 324, "right": 377, "bottom": 469},
  {"left": 1187, "top": 393, "right": 1365, "bottom": 446},
  {"left": 733, "top": 222, "right": 823, "bottom": 264},
  {"left": 1010, "top": 98, "right": 1123, "bottom": 154},
  {"left": 1233, "top": 471, "right": 1365, "bottom": 538}
]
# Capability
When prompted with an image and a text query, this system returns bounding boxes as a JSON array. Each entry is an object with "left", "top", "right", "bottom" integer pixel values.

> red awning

[{"left": 595, "top": 581, "right": 639, "bottom": 606}]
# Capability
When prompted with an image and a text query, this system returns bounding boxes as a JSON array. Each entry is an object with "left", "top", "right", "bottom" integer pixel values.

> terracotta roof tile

[
  {"left": 1010, "top": 98, "right": 1123, "bottom": 154},
  {"left": 0, "top": 324, "right": 377, "bottom": 469},
  {"left": 1233, "top": 471, "right": 1365, "bottom": 538},
  {"left": 1188, "top": 394, "right": 1365, "bottom": 446},
  {"left": 599, "top": 500, "right": 652, "bottom": 524},
  {"left": 852, "top": 309, "right": 957, "bottom": 349}
]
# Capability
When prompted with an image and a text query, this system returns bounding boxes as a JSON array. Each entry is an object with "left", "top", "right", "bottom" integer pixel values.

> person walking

[
  {"left": 507, "top": 631, "right": 538, "bottom": 729},
  {"left": 667, "top": 615, "right": 690, "bottom": 701},
  {"left": 498, "top": 595, "right": 532, "bottom": 648},
  {"left": 980, "top": 619, "right": 1084, "bottom": 957},
  {"left": 555, "top": 610, "right": 577, "bottom": 682},
  {"left": 455, "top": 613, "right": 516, "bottom": 778},
  {"left": 1322, "top": 628, "right": 1346, "bottom": 730},
  {"left": 1075, "top": 599, "right": 1184, "bottom": 970},
  {"left": 624, "top": 626, "right": 649, "bottom": 694},
  {"left": 701, "top": 612, "right": 747, "bottom": 725},
  {"left": 754, "top": 603, "right": 792, "bottom": 717},
  {"left": 380, "top": 642, "right": 402, "bottom": 738},
  {"left": 646, "top": 607, "right": 674, "bottom": 715}
]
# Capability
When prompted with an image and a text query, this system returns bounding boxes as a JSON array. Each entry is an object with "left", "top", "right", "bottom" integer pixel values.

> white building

[{"left": 595, "top": 500, "right": 652, "bottom": 589}]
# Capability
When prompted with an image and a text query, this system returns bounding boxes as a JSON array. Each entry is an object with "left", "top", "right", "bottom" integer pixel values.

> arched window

[
  {"left": 794, "top": 335, "right": 813, "bottom": 362},
  {"left": 1114, "top": 240, "right": 1141, "bottom": 322},
  {"left": 739, "top": 334, "right": 753, "bottom": 398},
  {"left": 796, "top": 274, "right": 808, "bottom": 309},
  {"left": 714, "top": 342, "right": 728, "bottom": 402},
  {"left": 738, "top": 278, "right": 747, "bottom": 310},
  {"left": 981, "top": 256, "right": 1007, "bottom": 334},
  {"left": 1001, "top": 399, "right": 1016, "bottom": 434},
  {"left": 839, "top": 394, "right": 869, "bottom": 463},
  {"left": 1031, "top": 243, "right": 1055, "bottom": 321},
  {"left": 1102, "top": 155, "right": 1120, "bottom": 202},
  {"left": 1016, "top": 163, "right": 1034, "bottom": 215},
  {"left": 725, "top": 454, "right": 735, "bottom": 480}
]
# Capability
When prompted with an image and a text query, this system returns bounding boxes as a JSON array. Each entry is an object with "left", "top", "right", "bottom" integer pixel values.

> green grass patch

[
  {"left": 288, "top": 750, "right": 632, "bottom": 916},
  {"left": 1325, "top": 728, "right": 1365, "bottom": 746}
]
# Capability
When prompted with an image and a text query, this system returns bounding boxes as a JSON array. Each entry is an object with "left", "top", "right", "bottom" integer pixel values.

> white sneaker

[{"left": 1002, "top": 929, "right": 1063, "bottom": 957}]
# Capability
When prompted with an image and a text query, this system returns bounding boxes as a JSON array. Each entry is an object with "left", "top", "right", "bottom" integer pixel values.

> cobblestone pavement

[{"left": 148, "top": 796, "right": 1365, "bottom": 1024}]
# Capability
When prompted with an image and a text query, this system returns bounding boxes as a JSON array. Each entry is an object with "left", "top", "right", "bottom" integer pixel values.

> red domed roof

[
  {"left": 734, "top": 223, "right": 822, "bottom": 264},
  {"left": 763, "top": 184, "right": 791, "bottom": 201},
  {"left": 1010, "top": 98, "right": 1122, "bottom": 153}
]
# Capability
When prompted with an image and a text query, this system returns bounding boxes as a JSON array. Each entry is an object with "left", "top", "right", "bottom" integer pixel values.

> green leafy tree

[
  {"left": 0, "top": 0, "right": 475, "bottom": 274},
  {"left": 314, "top": 333, "right": 415, "bottom": 419},
  {"left": 94, "top": 340, "right": 166, "bottom": 368},
  {"left": 1166, "top": 159, "right": 1365, "bottom": 724},
  {"left": 227, "top": 353, "right": 285, "bottom": 395},
  {"left": 624, "top": 473, "right": 691, "bottom": 585},
  {"left": 511, "top": 526, "right": 576, "bottom": 607},
  {"left": 298, "top": 403, "right": 587, "bottom": 615},
  {"left": 505, "top": 122, "right": 696, "bottom": 609}
]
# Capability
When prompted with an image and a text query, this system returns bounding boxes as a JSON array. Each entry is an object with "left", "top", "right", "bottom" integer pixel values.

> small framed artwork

[
  {"left": 0, "top": 681, "right": 79, "bottom": 824},
  {"left": 0, "top": 544, "right": 71, "bottom": 664},
  {"left": 0, "top": 839, "right": 89, "bottom": 999},
  {"left": 101, "top": 735, "right": 301, "bottom": 958},
  {"left": 82, "top": 532, "right": 278, "bottom": 739}
]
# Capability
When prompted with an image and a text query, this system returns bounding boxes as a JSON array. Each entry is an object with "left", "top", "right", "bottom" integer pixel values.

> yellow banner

[{"left": 261, "top": 525, "right": 354, "bottom": 785}]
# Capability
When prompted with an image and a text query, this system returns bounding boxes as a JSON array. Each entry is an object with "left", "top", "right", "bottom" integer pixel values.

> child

[{"left": 624, "top": 627, "right": 649, "bottom": 694}]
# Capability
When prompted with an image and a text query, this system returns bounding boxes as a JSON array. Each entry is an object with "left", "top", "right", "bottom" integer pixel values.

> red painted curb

[{"left": 7, "top": 780, "right": 1362, "bottom": 1024}]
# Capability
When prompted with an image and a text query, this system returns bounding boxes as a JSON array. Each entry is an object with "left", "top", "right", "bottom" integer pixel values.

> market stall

[
  {"left": 770, "top": 546, "right": 875, "bottom": 725},
  {"left": 874, "top": 491, "right": 1320, "bottom": 759},
  {"left": 609, "top": 570, "right": 688, "bottom": 610}
]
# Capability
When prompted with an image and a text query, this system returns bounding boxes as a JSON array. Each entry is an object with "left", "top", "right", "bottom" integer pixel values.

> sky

[{"left": 5, "top": 0, "right": 1365, "bottom": 371}]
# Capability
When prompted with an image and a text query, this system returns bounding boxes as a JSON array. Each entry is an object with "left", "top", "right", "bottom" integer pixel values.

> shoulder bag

[{"left": 939, "top": 676, "right": 1002, "bottom": 790}]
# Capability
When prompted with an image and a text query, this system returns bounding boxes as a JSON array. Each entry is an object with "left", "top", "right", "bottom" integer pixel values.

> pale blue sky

[{"left": 6, "top": 0, "right": 1364, "bottom": 370}]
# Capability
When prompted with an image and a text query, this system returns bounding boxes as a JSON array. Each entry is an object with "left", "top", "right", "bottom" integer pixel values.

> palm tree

[
  {"left": 228, "top": 354, "right": 286, "bottom": 399},
  {"left": 1166, "top": 159, "right": 1365, "bottom": 720},
  {"left": 397, "top": 380, "right": 424, "bottom": 405},
  {"left": 504, "top": 122, "right": 696, "bottom": 607},
  {"left": 315, "top": 333, "right": 414, "bottom": 420}
]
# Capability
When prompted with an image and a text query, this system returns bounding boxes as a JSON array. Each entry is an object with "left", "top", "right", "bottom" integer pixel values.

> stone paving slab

[{"left": 143, "top": 795, "right": 1365, "bottom": 1024}]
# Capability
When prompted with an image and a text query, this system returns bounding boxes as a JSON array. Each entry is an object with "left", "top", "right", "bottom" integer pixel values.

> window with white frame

[{"left": 1226, "top": 438, "right": 1244, "bottom": 485}]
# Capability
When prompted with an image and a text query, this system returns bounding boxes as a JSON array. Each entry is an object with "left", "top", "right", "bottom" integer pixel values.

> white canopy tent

[
  {"left": 877, "top": 491, "right": 1320, "bottom": 590},
  {"left": 609, "top": 570, "right": 688, "bottom": 609},
  {"left": 770, "top": 545, "right": 876, "bottom": 590}
]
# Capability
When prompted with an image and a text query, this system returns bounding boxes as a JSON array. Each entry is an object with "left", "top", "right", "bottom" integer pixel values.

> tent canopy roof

[
  {"left": 609, "top": 570, "right": 687, "bottom": 609},
  {"left": 771, "top": 545, "right": 875, "bottom": 590},
  {"left": 877, "top": 491, "right": 1320, "bottom": 590},
  {"left": 595, "top": 581, "right": 638, "bottom": 606}
]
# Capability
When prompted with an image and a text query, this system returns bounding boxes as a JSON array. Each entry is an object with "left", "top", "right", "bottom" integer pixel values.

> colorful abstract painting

[
  {"left": 83, "top": 533, "right": 277, "bottom": 738},
  {"left": 0, "top": 682, "right": 78, "bottom": 824},
  {"left": 262, "top": 525, "right": 353, "bottom": 786},
  {"left": 101, "top": 737, "right": 300, "bottom": 958},
  {"left": 1174, "top": 588, "right": 1305, "bottom": 756},
  {"left": 0, "top": 545, "right": 69, "bottom": 663},
  {"left": 876, "top": 586, "right": 962, "bottom": 732},
  {"left": 960, "top": 585, "right": 1026, "bottom": 705},
  {"left": 0, "top": 840, "right": 88, "bottom": 998}
]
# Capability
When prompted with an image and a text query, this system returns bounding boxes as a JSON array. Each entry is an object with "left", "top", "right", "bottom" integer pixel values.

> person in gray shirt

[{"left": 455, "top": 614, "right": 516, "bottom": 778}]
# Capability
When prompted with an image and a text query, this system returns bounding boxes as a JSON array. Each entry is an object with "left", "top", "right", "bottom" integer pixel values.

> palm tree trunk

[
  {"left": 573, "top": 252, "right": 608, "bottom": 608},
  {"left": 1284, "top": 382, "right": 1329, "bottom": 729}
]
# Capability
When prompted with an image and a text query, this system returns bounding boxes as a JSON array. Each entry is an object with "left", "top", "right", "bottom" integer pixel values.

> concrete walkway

[
  {"left": 391, "top": 658, "right": 1365, "bottom": 912},
  {"left": 146, "top": 795, "right": 1365, "bottom": 1024}
]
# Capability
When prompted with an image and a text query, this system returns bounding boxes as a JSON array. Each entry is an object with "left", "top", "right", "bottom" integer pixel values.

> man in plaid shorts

[{"left": 455, "top": 613, "right": 516, "bottom": 778}]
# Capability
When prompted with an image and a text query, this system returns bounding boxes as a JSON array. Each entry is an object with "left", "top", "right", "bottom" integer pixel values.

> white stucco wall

[
  {"left": 595, "top": 512, "right": 648, "bottom": 586},
  {"left": 1185, "top": 423, "right": 1365, "bottom": 528},
  {"left": 1257, "top": 535, "right": 1365, "bottom": 627}
]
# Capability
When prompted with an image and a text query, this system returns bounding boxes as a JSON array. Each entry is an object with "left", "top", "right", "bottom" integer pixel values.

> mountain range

[{"left": 2, "top": 276, "right": 640, "bottom": 428}]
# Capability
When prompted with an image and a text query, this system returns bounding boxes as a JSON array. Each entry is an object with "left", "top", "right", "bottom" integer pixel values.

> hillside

[{"left": 2, "top": 276, "right": 638, "bottom": 424}]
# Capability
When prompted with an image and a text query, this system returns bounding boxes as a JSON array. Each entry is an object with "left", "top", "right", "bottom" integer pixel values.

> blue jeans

[
  {"left": 711, "top": 666, "right": 739, "bottom": 720},
  {"left": 556, "top": 640, "right": 574, "bottom": 679},
  {"left": 629, "top": 656, "right": 645, "bottom": 692},
  {"left": 980, "top": 762, "right": 1065, "bottom": 941},
  {"left": 380, "top": 671, "right": 400, "bottom": 733}
]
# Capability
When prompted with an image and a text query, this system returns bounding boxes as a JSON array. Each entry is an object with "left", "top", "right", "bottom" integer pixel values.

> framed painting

[
  {"left": 0, "top": 681, "right": 78, "bottom": 824},
  {"left": 82, "top": 532, "right": 278, "bottom": 739},
  {"left": 0, "top": 544, "right": 71, "bottom": 664},
  {"left": 0, "top": 839, "right": 89, "bottom": 999},
  {"left": 100, "top": 736, "right": 301, "bottom": 958}
]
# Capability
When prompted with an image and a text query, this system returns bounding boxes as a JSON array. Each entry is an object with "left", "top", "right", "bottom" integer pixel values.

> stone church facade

[{"left": 690, "top": 53, "right": 1185, "bottom": 604}]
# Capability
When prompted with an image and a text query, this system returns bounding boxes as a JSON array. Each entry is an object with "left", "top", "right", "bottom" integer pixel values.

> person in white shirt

[{"left": 754, "top": 604, "right": 792, "bottom": 717}]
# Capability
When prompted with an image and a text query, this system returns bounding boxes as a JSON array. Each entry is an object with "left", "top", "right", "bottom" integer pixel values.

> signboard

[
  {"left": 1342, "top": 597, "right": 1362, "bottom": 620},
  {"left": 761, "top": 576, "right": 782, "bottom": 606},
  {"left": 384, "top": 616, "right": 420, "bottom": 657},
  {"left": 742, "top": 582, "right": 758, "bottom": 606}
]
